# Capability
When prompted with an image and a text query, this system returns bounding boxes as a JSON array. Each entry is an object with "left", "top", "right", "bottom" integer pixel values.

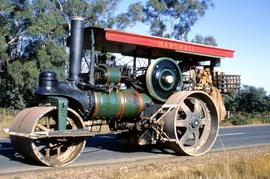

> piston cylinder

[{"left": 95, "top": 65, "right": 121, "bottom": 84}]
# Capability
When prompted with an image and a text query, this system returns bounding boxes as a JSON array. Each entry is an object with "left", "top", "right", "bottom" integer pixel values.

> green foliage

[
  {"left": 143, "top": 0, "right": 214, "bottom": 40},
  {"left": 229, "top": 113, "right": 250, "bottom": 125},
  {"left": 116, "top": 0, "right": 215, "bottom": 41},
  {"left": 0, "top": 1, "right": 12, "bottom": 58},
  {"left": 223, "top": 85, "right": 270, "bottom": 113},
  {"left": 223, "top": 111, "right": 270, "bottom": 126},
  {"left": 0, "top": 0, "right": 70, "bottom": 109},
  {"left": 192, "top": 34, "right": 218, "bottom": 46},
  {"left": 33, "top": 42, "right": 68, "bottom": 80},
  {"left": 115, "top": 2, "right": 144, "bottom": 30},
  {"left": 236, "top": 85, "right": 270, "bottom": 113},
  {"left": 223, "top": 93, "right": 237, "bottom": 111},
  {"left": 222, "top": 85, "right": 270, "bottom": 125},
  {"left": 62, "top": 0, "right": 122, "bottom": 28}
]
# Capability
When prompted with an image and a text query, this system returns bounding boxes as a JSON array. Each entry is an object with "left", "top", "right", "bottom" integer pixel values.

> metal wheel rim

[
  {"left": 163, "top": 91, "right": 219, "bottom": 156},
  {"left": 175, "top": 97, "right": 211, "bottom": 154}
]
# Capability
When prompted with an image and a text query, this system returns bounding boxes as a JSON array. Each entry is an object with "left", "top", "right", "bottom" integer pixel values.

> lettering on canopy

[{"left": 158, "top": 41, "right": 195, "bottom": 52}]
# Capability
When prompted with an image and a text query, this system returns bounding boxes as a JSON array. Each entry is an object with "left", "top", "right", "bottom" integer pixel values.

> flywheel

[
  {"left": 146, "top": 57, "right": 182, "bottom": 102},
  {"left": 161, "top": 91, "right": 219, "bottom": 156}
]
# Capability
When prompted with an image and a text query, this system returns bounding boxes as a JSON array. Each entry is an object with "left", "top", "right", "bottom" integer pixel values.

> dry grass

[
  {"left": 223, "top": 112, "right": 270, "bottom": 126},
  {"left": 107, "top": 155, "right": 270, "bottom": 179},
  {"left": 0, "top": 109, "right": 15, "bottom": 137},
  {"left": 180, "top": 156, "right": 270, "bottom": 179}
]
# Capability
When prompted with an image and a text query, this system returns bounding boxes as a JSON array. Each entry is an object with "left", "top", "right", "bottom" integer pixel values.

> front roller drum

[
  {"left": 162, "top": 91, "right": 219, "bottom": 156},
  {"left": 9, "top": 107, "right": 86, "bottom": 166}
]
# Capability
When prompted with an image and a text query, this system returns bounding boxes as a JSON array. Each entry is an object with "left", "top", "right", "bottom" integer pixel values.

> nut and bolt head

[{"left": 164, "top": 75, "right": 174, "bottom": 84}]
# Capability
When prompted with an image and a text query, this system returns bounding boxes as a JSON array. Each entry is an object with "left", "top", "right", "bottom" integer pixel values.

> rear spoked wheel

[{"left": 163, "top": 91, "right": 219, "bottom": 156}]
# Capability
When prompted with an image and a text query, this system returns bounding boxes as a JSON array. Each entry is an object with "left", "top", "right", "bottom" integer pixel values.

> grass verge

[
  {"left": 0, "top": 109, "right": 16, "bottom": 137},
  {"left": 221, "top": 111, "right": 270, "bottom": 126},
  {"left": 0, "top": 146, "right": 270, "bottom": 178},
  {"left": 175, "top": 156, "right": 270, "bottom": 179},
  {"left": 104, "top": 154, "right": 270, "bottom": 179}
]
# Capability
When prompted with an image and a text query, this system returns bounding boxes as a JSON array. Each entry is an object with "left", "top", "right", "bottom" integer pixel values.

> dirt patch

[{"left": 1, "top": 145, "right": 270, "bottom": 179}]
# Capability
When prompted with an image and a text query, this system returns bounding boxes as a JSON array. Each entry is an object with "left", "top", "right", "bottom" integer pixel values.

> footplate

[{"left": 9, "top": 128, "right": 94, "bottom": 139}]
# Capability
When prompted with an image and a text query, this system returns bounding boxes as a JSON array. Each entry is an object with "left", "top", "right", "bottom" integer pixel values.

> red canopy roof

[
  {"left": 82, "top": 27, "right": 234, "bottom": 61},
  {"left": 105, "top": 29, "right": 234, "bottom": 58}
]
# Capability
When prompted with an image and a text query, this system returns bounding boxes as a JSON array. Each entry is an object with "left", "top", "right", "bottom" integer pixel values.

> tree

[
  {"left": 62, "top": 0, "right": 123, "bottom": 28},
  {"left": 114, "top": 2, "right": 145, "bottom": 30},
  {"left": 0, "top": 0, "right": 69, "bottom": 109},
  {"left": 126, "top": 0, "right": 214, "bottom": 40},
  {"left": 223, "top": 93, "right": 237, "bottom": 112},
  {"left": 191, "top": 34, "right": 217, "bottom": 46},
  {"left": 235, "top": 85, "right": 270, "bottom": 113},
  {"left": 223, "top": 85, "right": 270, "bottom": 113}
]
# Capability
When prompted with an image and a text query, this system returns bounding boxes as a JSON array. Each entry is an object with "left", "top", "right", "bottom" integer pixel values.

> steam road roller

[{"left": 9, "top": 17, "right": 239, "bottom": 166}]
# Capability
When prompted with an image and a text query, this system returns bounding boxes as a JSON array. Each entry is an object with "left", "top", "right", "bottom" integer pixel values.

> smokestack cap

[{"left": 71, "top": 16, "right": 85, "bottom": 21}]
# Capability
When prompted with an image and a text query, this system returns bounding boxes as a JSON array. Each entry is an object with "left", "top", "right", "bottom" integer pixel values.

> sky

[{"left": 118, "top": 0, "right": 270, "bottom": 92}]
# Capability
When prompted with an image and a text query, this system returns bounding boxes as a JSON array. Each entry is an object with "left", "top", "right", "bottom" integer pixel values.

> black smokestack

[{"left": 68, "top": 17, "right": 84, "bottom": 81}]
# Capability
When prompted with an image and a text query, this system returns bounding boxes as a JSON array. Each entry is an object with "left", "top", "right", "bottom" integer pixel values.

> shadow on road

[
  {"left": 0, "top": 140, "right": 42, "bottom": 166},
  {"left": 84, "top": 134, "right": 175, "bottom": 155},
  {"left": 0, "top": 134, "right": 175, "bottom": 166}
]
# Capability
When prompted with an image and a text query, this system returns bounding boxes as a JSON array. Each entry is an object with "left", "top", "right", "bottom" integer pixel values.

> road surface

[{"left": 0, "top": 125, "right": 269, "bottom": 174}]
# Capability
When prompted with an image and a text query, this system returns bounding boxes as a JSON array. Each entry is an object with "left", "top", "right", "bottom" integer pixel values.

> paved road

[{"left": 0, "top": 125, "right": 269, "bottom": 174}]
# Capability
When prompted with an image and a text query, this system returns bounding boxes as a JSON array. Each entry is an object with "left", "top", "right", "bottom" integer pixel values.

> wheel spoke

[
  {"left": 179, "top": 128, "right": 192, "bottom": 144},
  {"left": 45, "top": 148, "right": 50, "bottom": 158},
  {"left": 35, "top": 144, "right": 47, "bottom": 153},
  {"left": 46, "top": 117, "right": 50, "bottom": 129},
  {"left": 193, "top": 128, "right": 200, "bottom": 145},
  {"left": 36, "top": 124, "right": 51, "bottom": 132},
  {"left": 193, "top": 99, "right": 202, "bottom": 115},
  {"left": 175, "top": 119, "right": 189, "bottom": 127},
  {"left": 180, "top": 102, "right": 193, "bottom": 119},
  {"left": 57, "top": 147, "right": 61, "bottom": 156}
]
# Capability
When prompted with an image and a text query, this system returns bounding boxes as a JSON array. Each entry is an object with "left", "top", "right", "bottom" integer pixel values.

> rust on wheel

[
  {"left": 162, "top": 91, "right": 219, "bottom": 156},
  {"left": 9, "top": 107, "right": 86, "bottom": 166}
]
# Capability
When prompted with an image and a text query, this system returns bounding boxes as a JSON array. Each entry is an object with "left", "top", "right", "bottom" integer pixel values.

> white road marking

[{"left": 218, "top": 132, "right": 244, "bottom": 137}]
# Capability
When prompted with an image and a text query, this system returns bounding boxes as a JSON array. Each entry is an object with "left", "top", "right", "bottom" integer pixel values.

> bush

[
  {"left": 225, "top": 112, "right": 270, "bottom": 125},
  {"left": 230, "top": 116, "right": 250, "bottom": 125}
]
